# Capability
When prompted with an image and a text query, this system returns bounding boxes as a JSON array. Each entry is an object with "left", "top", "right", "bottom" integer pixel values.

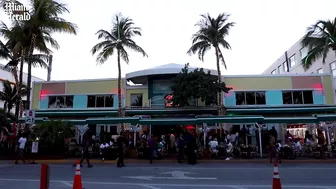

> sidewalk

[{"left": 2, "top": 158, "right": 336, "bottom": 164}]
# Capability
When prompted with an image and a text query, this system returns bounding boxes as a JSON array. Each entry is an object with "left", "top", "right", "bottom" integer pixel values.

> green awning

[
  {"left": 197, "top": 116, "right": 264, "bottom": 124},
  {"left": 139, "top": 118, "right": 197, "bottom": 125},
  {"left": 314, "top": 114, "right": 336, "bottom": 122},
  {"left": 86, "top": 117, "right": 140, "bottom": 124},
  {"left": 263, "top": 117, "right": 318, "bottom": 124}
]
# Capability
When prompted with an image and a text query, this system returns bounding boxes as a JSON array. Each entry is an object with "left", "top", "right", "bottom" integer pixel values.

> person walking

[
  {"left": 77, "top": 140, "right": 93, "bottom": 168},
  {"left": 117, "top": 135, "right": 125, "bottom": 168},
  {"left": 100, "top": 140, "right": 109, "bottom": 161},
  {"left": 148, "top": 136, "right": 157, "bottom": 164},
  {"left": 177, "top": 134, "right": 185, "bottom": 163},
  {"left": 15, "top": 133, "right": 27, "bottom": 164}
]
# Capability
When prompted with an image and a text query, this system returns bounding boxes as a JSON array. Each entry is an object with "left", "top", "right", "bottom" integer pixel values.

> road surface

[{"left": 0, "top": 162, "right": 335, "bottom": 189}]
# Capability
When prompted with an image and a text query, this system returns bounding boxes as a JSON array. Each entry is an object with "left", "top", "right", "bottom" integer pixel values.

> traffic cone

[
  {"left": 73, "top": 161, "right": 83, "bottom": 189},
  {"left": 272, "top": 162, "right": 282, "bottom": 189}
]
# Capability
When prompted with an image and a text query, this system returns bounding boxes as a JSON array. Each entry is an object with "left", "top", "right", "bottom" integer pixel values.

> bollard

[{"left": 40, "top": 164, "right": 50, "bottom": 189}]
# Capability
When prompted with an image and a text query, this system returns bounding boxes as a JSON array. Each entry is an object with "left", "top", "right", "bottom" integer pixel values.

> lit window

[
  {"left": 289, "top": 55, "right": 296, "bottom": 67},
  {"left": 300, "top": 47, "right": 308, "bottom": 59},
  {"left": 330, "top": 63, "right": 336, "bottom": 77},
  {"left": 271, "top": 70, "right": 276, "bottom": 74},
  {"left": 317, "top": 68, "right": 323, "bottom": 74}
]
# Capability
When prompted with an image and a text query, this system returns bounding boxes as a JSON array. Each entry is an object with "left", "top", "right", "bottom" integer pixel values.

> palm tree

[
  {"left": 187, "top": 13, "right": 235, "bottom": 115},
  {"left": 301, "top": 18, "right": 336, "bottom": 70},
  {"left": 22, "top": 0, "right": 77, "bottom": 108},
  {"left": 0, "top": 80, "right": 27, "bottom": 115},
  {"left": 91, "top": 13, "right": 148, "bottom": 128},
  {"left": 0, "top": 22, "right": 50, "bottom": 120}
]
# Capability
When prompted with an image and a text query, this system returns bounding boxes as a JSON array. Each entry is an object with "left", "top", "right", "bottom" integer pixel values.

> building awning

[
  {"left": 139, "top": 118, "right": 197, "bottom": 125},
  {"left": 86, "top": 117, "right": 140, "bottom": 124},
  {"left": 313, "top": 114, "right": 336, "bottom": 122},
  {"left": 263, "top": 117, "right": 318, "bottom": 124},
  {"left": 34, "top": 105, "right": 336, "bottom": 117},
  {"left": 197, "top": 116, "right": 264, "bottom": 124}
]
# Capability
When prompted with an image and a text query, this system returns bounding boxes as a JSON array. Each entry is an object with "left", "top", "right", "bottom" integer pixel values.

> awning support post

[{"left": 256, "top": 123, "right": 263, "bottom": 158}]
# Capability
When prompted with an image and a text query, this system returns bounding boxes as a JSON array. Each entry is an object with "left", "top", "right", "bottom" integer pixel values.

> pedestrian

[
  {"left": 117, "top": 135, "right": 125, "bottom": 168},
  {"left": 15, "top": 133, "right": 27, "bottom": 164},
  {"left": 148, "top": 136, "right": 156, "bottom": 164},
  {"left": 187, "top": 137, "right": 197, "bottom": 165},
  {"left": 177, "top": 134, "right": 185, "bottom": 163},
  {"left": 269, "top": 135, "right": 281, "bottom": 164},
  {"left": 100, "top": 140, "right": 109, "bottom": 161},
  {"left": 75, "top": 140, "right": 93, "bottom": 168}
]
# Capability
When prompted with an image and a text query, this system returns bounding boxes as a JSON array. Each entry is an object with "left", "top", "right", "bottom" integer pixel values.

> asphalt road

[{"left": 0, "top": 162, "right": 335, "bottom": 189}]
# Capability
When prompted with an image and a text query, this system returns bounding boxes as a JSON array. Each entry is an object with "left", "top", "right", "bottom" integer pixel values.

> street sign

[
  {"left": 121, "top": 171, "right": 217, "bottom": 180},
  {"left": 25, "top": 110, "right": 35, "bottom": 124}
]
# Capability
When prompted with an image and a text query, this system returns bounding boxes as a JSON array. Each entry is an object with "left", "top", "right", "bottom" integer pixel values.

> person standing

[
  {"left": 117, "top": 135, "right": 125, "bottom": 167},
  {"left": 177, "top": 134, "right": 185, "bottom": 163},
  {"left": 187, "top": 137, "right": 198, "bottom": 165},
  {"left": 15, "top": 133, "right": 27, "bottom": 164},
  {"left": 100, "top": 140, "right": 109, "bottom": 161},
  {"left": 77, "top": 140, "right": 93, "bottom": 168},
  {"left": 148, "top": 136, "right": 156, "bottom": 164}
]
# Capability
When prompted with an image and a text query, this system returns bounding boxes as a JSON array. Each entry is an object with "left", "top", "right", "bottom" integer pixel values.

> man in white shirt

[
  {"left": 100, "top": 141, "right": 109, "bottom": 161},
  {"left": 209, "top": 138, "right": 219, "bottom": 153},
  {"left": 15, "top": 134, "right": 27, "bottom": 164}
]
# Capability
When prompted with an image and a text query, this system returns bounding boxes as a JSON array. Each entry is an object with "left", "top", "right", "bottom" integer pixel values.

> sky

[{"left": 0, "top": 0, "right": 336, "bottom": 81}]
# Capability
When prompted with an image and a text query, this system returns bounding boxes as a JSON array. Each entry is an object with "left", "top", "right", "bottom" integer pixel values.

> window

[
  {"left": 283, "top": 62, "right": 288, "bottom": 72},
  {"left": 271, "top": 70, "right": 276, "bottom": 74},
  {"left": 235, "top": 91, "right": 266, "bottom": 105},
  {"left": 289, "top": 55, "right": 296, "bottom": 67},
  {"left": 300, "top": 47, "right": 308, "bottom": 59},
  {"left": 282, "top": 91, "right": 313, "bottom": 104},
  {"left": 87, "top": 95, "right": 114, "bottom": 108},
  {"left": 278, "top": 65, "right": 282, "bottom": 73},
  {"left": 330, "top": 62, "right": 336, "bottom": 77},
  {"left": 130, "top": 94, "right": 143, "bottom": 107},
  {"left": 317, "top": 68, "right": 323, "bottom": 74},
  {"left": 48, "top": 95, "right": 73, "bottom": 108}
]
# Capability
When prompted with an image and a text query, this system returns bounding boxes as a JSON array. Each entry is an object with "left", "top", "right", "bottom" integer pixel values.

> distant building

[
  {"left": 263, "top": 37, "right": 336, "bottom": 77},
  {"left": 0, "top": 64, "right": 44, "bottom": 111}
]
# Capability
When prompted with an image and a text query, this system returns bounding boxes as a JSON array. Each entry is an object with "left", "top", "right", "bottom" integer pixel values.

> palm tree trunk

[
  {"left": 117, "top": 49, "right": 124, "bottom": 132},
  {"left": 26, "top": 34, "right": 37, "bottom": 111},
  {"left": 215, "top": 47, "right": 223, "bottom": 116},
  {"left": 15, "top": 49, "right": 25, "bottom": 120}
]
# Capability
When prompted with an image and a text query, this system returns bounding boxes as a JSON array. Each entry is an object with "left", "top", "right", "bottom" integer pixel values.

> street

[{"left": 0, "top": 162, "right": 335, "bottom": 189}]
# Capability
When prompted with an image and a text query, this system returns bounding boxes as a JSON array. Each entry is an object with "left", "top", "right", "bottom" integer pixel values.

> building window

[
  {"left": 271, "top": 70, "right": 276, "bottom": 74},
  {"left": 330, "top": 62, "right": 336, "bottom": 77},
  {"left": 235, "top": 91, "right": 266, "bottom": 105},
  {"left": 282, "top": 91, "right": 313, "bottom": 104},
  {"left": 87, "top": 95, "right": 114, "bottom": 108},
  {"left": 317, "top": 68, "right": 323, "bottom": 74},
  {"left": 300, "top": 47, "right": 308, "bottom": 60},
  {"left": 283, "top": 62, "right": 288, "bottom": 72},
  {"left": 48, "top": 95, "right": 74, "bottom": 108},
  {"left": 130, "top": 94, "right": 143, "bottom": 107},
  {"left": 278, "top": 65, "right": 282, "bottom": 74},
  {"left": 289, "top": 55, "right": 296, "bottom": 67}
]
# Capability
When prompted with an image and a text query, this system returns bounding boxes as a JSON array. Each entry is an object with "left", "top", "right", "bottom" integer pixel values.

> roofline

[
  {"left": 33, "top": 77, "right": 120, "bottom": 84},
  {"left": 224, "top": 73, "right": 330, "bottom": 78}
]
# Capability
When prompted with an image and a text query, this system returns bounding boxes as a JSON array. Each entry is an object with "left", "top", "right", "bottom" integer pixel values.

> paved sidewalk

[{"left": 2, "top": 158, "right": 336, "bottom": 164}]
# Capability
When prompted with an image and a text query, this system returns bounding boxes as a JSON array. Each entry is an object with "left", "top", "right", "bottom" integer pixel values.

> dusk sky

[{"left": 0, "top": 0, "right": 335, "bottom": 81}]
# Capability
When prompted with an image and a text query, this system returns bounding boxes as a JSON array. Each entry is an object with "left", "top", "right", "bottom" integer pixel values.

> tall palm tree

[
  {"left": 0, "top": 22, "right": 51, "bottom": 119},
  {"left": 0, "top": 80, "right": 27, "bottom": 114},
  {"left": 91, "top": 13, "right": 148, "bottom": 129},
  {"left": 187, "top": 13, "right": 235, "bottom": 116},
  {"left": 23, "top": 0, "right": 77, "bottom": 109},
  {"left": 301, "top": 18, "right": 336, "bottom": 70}
]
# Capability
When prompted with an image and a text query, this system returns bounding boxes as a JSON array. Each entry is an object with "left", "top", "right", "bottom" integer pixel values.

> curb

[{"left": 4, "top": 159, "right": 336, "bottom": 164}]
